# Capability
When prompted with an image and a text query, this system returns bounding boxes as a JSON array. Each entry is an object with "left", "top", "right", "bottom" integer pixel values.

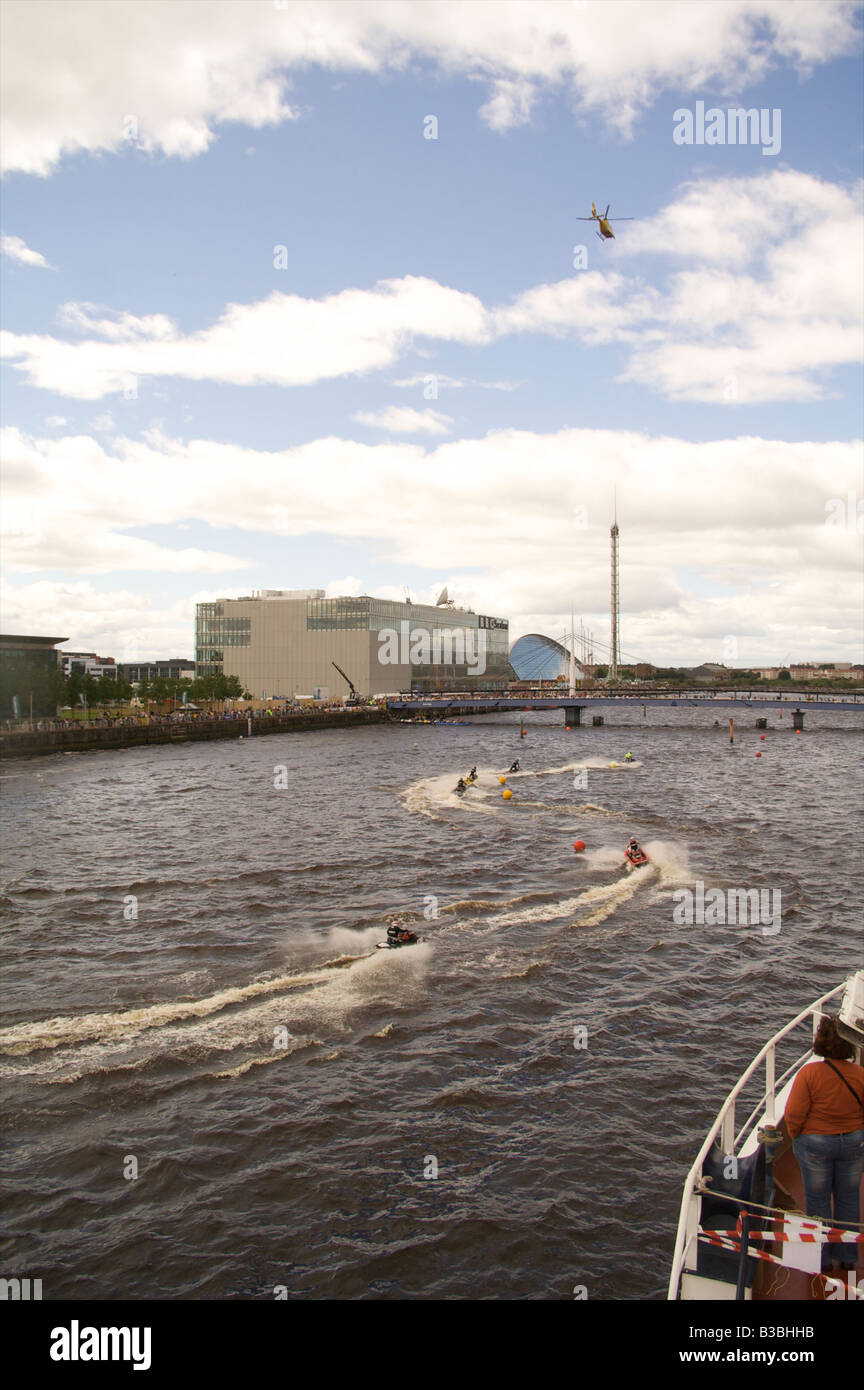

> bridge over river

[{"left": 386, "top": 689, "right": 864, "bottom": 727}]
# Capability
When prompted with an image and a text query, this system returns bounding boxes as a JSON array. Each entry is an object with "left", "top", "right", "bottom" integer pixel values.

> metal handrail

[
  {"left": 667, "top": 981, "right": 847, "bottom": 1300},
  {"left": 734, "top": 1045, "right": 815, "bottom": 1150}
]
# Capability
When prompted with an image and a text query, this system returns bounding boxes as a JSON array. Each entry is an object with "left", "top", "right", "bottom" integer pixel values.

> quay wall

[{"left": 0, "top": 710, "right": 388, "bottom": 759}]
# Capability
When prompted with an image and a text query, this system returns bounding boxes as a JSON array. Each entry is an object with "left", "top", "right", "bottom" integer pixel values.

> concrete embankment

[{"left": 0, "top": 709, "right": 389, "bottom": 759}]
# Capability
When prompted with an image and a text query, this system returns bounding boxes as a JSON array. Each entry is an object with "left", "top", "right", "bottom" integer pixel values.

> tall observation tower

[{"left": 610, "top": 501, "right": 620, "bottom": 681}]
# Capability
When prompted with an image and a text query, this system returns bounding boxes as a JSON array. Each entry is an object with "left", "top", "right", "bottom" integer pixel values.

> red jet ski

[
  {"left": 376, "top": 925, "right": 421, "bottom": 950},
  {"left": 624, "top": 839, "right": 650, "bottom": 870}
]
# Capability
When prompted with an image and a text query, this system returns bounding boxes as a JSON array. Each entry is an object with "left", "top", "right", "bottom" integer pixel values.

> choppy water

[{"left": 1, "top": 705, "right": 862, "bottom": 1299}]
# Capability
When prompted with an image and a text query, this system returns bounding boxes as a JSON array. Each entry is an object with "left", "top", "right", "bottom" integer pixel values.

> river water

[{"left": 1, "top": 705, "right": 862, "bottom": 1300}]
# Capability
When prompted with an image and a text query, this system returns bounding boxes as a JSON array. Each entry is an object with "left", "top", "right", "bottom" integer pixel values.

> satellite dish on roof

[{"left": 436, "top": 587, "right": 449, "bottom": 606}]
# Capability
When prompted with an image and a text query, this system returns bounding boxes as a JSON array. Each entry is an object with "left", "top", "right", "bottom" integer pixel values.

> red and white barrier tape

[
  {"left": 697, "top": 1228, "right": 863, "bottom": 1294},
  {"left": 706, "top": 1216, "right": 864, "bottom": 1245}
]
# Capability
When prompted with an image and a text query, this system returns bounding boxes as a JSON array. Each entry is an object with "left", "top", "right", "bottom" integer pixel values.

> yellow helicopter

[{"left": 576, "top": 202, "right": 635, "bottom": 241}]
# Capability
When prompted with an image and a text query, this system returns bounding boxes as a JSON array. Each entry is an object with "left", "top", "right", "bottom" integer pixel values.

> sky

[{"left": 1, "top": 0, "right": 862, "bottom": 669}]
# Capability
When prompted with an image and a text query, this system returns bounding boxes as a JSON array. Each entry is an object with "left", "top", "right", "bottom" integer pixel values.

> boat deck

[{"left": 753, "top": 1148, "right": 864, "bottom": 1300}]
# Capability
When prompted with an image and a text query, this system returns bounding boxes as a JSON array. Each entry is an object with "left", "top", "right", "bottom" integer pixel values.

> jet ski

[
  {"left": 377, "top": 926, "right": 421, "bottom": 950},
  {"left": 623, "top": 840, "right": 650, "bottom": 870}
]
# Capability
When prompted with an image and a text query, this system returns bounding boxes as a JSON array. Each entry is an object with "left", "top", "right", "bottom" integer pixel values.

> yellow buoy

[
  {"left": 502, "top": 789, "right": 512, "bottom": 800},
  {"left": 609, "top": 761, "right": 617, "bottom": 768},
  {"left": 499, "top": 775, "right": 507, "bottom": 784}
]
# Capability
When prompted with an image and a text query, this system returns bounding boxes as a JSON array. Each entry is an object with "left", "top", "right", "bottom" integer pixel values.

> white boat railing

[
  {"left": 734, "top": 1045, "right": 813, "bottom": 1151},
  {"left": 668, "top": 981, "right": 847, "bottom": 1300}
]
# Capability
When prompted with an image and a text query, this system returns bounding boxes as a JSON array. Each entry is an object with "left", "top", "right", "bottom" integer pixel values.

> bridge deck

[{"left": 387, "top": 691, "right": 863, "bottom": 713}]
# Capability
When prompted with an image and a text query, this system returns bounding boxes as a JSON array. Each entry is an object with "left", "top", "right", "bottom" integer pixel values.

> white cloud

[
  {"left": 324, "top": 575, "right": 365, "bottom": 598},
  {"left": 58, "top": 302, "right": 176, "bottom": 342},
  {"left": 393, "top": 372, "right": 521, "bottom": 392},
  {"left": 0, "top": 578, "right": 203, "bottom": 661},
  {"left": 1, "top": 427, "right": 253, "bottom": 574},
  {"left": 353, "top": 405, "right": 454, "bottom": 435},
  {"left": 4, "top": 170, "right": 859, "bottom": 404},
  {"left": 479, "top": 76, "right": 538, "bottom": 132},
  {"left": 2, "top": 422, "right": 860, "bottom": 662},
  {"left": 89, "top": 413, "right": 116, "bottom": 434},
  {"left": 1, "top": 233, "right": 54, "bottom": 268},
  {"left": 1, "top": 1, "right": 858, "bottom": 174},
  {"left": 1, "top": 276, "right": 491, "bottom": 399},
  {"left": 504, "top": 171, "right": 864, "bottom": 402}
]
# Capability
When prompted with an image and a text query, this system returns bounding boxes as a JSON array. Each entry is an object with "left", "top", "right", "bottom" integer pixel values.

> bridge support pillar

[
  {"left": 792, "top": 709, "right": 804, "bottom": 732},
  {"left": 564, "top": 706, "right": 584, "bottom": 727}
]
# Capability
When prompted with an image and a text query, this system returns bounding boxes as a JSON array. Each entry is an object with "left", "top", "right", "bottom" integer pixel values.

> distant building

[
  {"left": 195, "top": 590, "right": 512, "bottom": 696},
  {"left": 687, "top": 663, "right": 732, "bottom": 683},
  {"left": 510, "top": 634, "right": 582, "bottom": 682},
  {"left": 60, "top": 650, "right": 117, "bottom": 680},
  {"left": 117, "top": 660, "right": 195, "bottom": 685},
  {"left": 788, "top": 663, "right": 856, "bottom": 681},
  {"left": 0, "top": 633, "right": 67, "bottom": 716}
]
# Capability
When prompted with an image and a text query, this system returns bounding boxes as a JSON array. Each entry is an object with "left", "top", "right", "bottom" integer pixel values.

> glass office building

[
  {"left": 195, "top": 591, "right": 513, "bottom": 697},
  {"left": 0, "top": 634, "right": 67, "bottom": 716}
]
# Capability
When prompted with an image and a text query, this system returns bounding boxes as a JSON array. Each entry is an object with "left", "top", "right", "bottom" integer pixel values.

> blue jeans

[{"left": 792, "top": 1130, "right": 864, "bottom": 1269}]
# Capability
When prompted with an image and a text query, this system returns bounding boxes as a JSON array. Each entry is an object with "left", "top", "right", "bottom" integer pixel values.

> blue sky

[{"left": 1, "top": 0, "right": 862, "bottom": 667}]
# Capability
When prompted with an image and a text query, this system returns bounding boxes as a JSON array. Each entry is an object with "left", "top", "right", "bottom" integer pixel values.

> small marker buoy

[
  {"left": 609, "top": 761, "right": 617, "bottom": 768},
  {"left": 573, "top": 840, "right": 586, "bottom": 852},
  {"left": 502, "top": 788, "right": 512, "bottom": 800},
  {"left": 760, "top": 734, "right": 766, "bottom": 740},
  {"left": 796, "top": 729, "right": 802, "bottom": 735},
  {"left": 499, "top": 775, "right": 507, "bottom": 784},
  {"left": 756, "top": 752, "right": 762, "bottom": 758},
  {"left": 565, "top": 726, "right": 570, "bottom": 731}
]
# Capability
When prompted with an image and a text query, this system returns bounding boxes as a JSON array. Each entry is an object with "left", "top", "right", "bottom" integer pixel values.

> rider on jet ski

[
  {"left": 509, "top": 761, "right": 520, "bottom": 772},
  {"left": 386, "top": 922, "right": 416, "bottom": 945},
  {"left": 626, "top": 837, "right": 646, "bottom": 863},
  {"left": 468, "top": 766, "right": 477, "bottom": 781},
  {"left": 456, "top": 778, "right": 467, "bottom": 792}
]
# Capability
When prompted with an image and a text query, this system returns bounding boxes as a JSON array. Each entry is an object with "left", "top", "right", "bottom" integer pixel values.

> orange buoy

[
  {"left": 573, "top": 840, "right": 586, "bottom": 852},
  {"left": 756, "top": 752, "right": 762, "bottom": 758},
  {"left": 502, "top": 788, "right": 512, "bottom": 800},
  {"left": 760, "top": 734, "right": 766, "bottom": 740},
  {"left": 499, "top": 775, "right": 507, "bottom": 784}
]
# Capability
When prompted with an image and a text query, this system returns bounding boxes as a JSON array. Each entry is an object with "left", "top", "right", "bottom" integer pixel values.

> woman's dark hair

[{"left": 813, "top": 1014, "right": 854, "bottom": 1061}]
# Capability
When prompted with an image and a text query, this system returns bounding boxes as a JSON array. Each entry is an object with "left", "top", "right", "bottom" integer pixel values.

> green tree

[{"left": 82, "top": 675, "right": 100, "bottom": 711}]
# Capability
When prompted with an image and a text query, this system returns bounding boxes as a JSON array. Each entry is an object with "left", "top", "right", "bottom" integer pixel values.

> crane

[{"left": 331, "top": 661, "right": 361, "bottom": 705}]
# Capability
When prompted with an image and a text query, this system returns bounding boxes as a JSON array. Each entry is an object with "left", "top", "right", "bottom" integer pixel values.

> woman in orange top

[{"left": 786, "top": 1015, "right": 864, "bottom": 1272}]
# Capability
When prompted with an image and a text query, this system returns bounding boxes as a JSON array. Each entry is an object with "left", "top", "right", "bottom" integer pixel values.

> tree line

[{"left": 0, "top": 662, "right": 248, "bottom": 717}]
